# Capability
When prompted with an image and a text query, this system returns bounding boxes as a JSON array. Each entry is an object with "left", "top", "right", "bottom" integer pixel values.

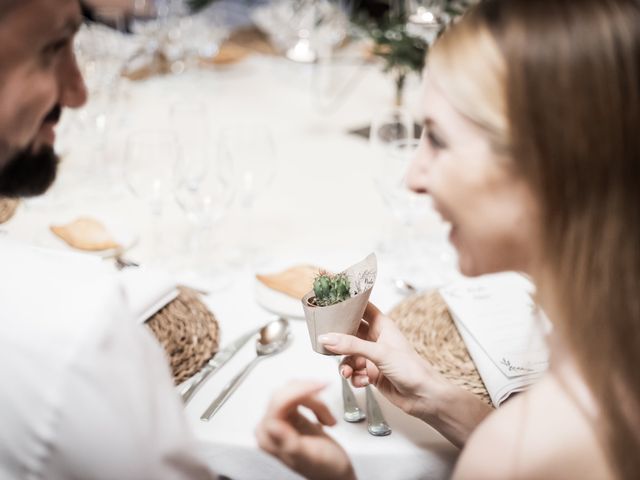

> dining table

[{"left": 3, "top": 45, "right": 459, "bottom": 479}]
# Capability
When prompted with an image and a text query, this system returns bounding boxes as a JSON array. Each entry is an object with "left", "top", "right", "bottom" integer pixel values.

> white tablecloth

[{"left": 4, "top": 54, "right": 457, "bottom": 479}]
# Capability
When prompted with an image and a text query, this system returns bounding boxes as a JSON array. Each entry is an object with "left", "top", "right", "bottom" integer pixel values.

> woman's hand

[
  {"left": 318, "top": 303, "right": 492, "bottom": 447},
  {"left": 255, "top": 381, "right": 356, "bottom": 480}
]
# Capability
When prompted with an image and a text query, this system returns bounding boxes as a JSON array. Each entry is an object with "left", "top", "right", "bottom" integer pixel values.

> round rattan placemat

[
  {"left": 389, "top": 290, "right": 492, "bottom": 406},
  {"left": 0, "top": 198, "right": 19, "bottom": 224},
  {"left": 147, "top": 287, "right": 219, "bottom": 385}
]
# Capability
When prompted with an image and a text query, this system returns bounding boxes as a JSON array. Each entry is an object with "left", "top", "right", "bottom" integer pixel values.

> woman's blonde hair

[{"left": 429, "top": 1, "right": 640, "bottom": 477}]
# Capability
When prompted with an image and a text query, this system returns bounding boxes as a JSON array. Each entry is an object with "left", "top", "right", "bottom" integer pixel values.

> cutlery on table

[
  {"left": 114, "top": 255, "right": 139, "bottom": 270},
  {"left": 393, "top": 278, "right": 418, "bottom": 296},
  {"left": 340, "top": 376, "right": 366, "bottom": 422},
  {"left": 200, "top": 318, "right": 290, "bottom": 421},
  {"left": 336, "top": 357, "right": 365, "bottom": 422},
  {"left": 365, "top": 385, "right": 392, "bottom": 436},
  {"left": 181, "top": 318, "right": 284, "bottom": 404}
]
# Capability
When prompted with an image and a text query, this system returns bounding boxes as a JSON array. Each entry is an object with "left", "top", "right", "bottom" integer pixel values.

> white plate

[
  {"left": 254, "top": 280, "right": 305, "bottom": 320},
  {"left": 43, "top": 214, "right": 138, "bottom": 258}
]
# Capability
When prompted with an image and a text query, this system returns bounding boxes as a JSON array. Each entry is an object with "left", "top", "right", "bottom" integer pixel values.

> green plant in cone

[{"left": 312, "top": 272, "right": 351, "bottom": 307}]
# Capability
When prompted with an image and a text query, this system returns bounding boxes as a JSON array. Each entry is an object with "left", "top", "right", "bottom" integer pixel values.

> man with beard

[{"left": 0, "top": 1, "right": 221, "bottom": 478}]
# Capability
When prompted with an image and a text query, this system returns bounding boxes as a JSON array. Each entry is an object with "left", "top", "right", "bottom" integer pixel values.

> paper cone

[{"left": 302, "top": 253, "right": 377, "bottom": 355}]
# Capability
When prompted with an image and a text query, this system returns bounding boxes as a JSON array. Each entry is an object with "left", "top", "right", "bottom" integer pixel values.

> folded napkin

[
  {"left": 440, "top": 272, "right": 549, "bottom": 406},
  {"left": 119, "top": 268, "right": 179, "bottom": 324}
]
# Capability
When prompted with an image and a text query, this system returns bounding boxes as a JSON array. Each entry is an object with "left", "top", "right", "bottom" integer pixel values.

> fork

[{"left": 114, "top": 255, "right": 139, "bottom": 270}]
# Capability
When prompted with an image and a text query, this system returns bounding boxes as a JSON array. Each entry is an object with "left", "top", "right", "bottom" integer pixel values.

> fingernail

[
  {"left": 361, "top": 377, "right": 370, "bottom": 386},
  {"left": 318, "top": 333, "right": 338, "bottom": 346},
  {"left": 339, "top": 366, "right": 347, "bottom": 378}
]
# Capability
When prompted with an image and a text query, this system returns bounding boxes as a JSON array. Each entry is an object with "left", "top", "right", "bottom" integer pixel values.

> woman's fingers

[
  {"left": 266, "top": 381, "right": 327, "bottom": 418},
  {"left": 256, "top": 418, "right": 292, "bottom": 455},
  {"left": 339, "top": 355, "right": 367, "bottom": 379},
  {"left": 363, "top": 302, "right": 386, "bottom": 338},
  {"left": 263, "top": 380, "right": 335, "bottom": 430},
  {"left": 296, "top": 395, "right": 336, "bottom": 427},
  {"left": 318, "top": 333, "right": 386, "bottom": 364}
]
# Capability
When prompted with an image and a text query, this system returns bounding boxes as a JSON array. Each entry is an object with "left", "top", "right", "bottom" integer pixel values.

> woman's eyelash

[
  {"left": 426, "top": 129, "right": 447, "bottom": 150},
  {"left": 43, "top": 38, "right": 68, "bottom": 57}
]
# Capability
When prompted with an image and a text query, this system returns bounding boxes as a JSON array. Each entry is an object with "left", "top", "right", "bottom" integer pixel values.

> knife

[{"left": 180, "top": 325, "right": 262, "bottom": 404}]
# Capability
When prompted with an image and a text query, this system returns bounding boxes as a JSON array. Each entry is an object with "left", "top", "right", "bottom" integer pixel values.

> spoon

[
  {"left": 393, "top": 278, "right": 418, "bottom": 296},
  {"left": 200, "top": 317, "right": 290, "bottom": 421},
  {"left": 181, "top": 321, "right": 268, "bottom": 404}
]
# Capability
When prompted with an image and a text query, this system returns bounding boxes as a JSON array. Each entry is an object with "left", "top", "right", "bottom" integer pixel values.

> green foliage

[
  {"left": 313, "top": 272, "right": 352, "bottom": 307},
  {"left": 354, "top": 1, "right": 473, "bottom": 77},
  {"left": 352, "top": 1, "right": 473, "bottom": 105},
  {"left": 362, "top": 16, "right": 428, "bottom": 75}
]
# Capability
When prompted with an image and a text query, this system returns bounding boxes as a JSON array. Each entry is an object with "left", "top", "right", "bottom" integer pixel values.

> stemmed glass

[
  {"left": 73, "top": 13, "right": 131, "bottom": 190},
  {"left": 370, "top": 108, "right": 453, "bottom": 289},
  {"left": 170, "top": 102, "right": 209, "bottom": 190},
  {"left": 374, "top": 136, "right": 457, "bottom": 290},
  {"left": 283, "top": 0, "right": 318, "bottom": 63},
  {"left": 124, "top": 130, "right": 180, "bottom": 263},
  {"left": 369, "top": 107, "right": 414, "bottom": 151},
  {"left": 310, "top": 1, "right": 365, "bottom": 113},
  {"left": 218, "top": 125, "right": 277, "bottom": 209},
  {"left": 174, "top": 162, "right": 235, "bottom": 290},
  {"left": 370, "top": 106, "right": 415, "bottom": 245},
  {"left": 217, "top": 125, "right": 277, "bottom": 266},
  {"left": 406, "top": 0, "right": 445, "bottom": 44}
]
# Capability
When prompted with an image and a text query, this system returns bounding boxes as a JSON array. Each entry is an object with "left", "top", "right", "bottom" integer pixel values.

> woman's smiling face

[{"left": 407, "top": 77, "right": 540, "bottom": 277}]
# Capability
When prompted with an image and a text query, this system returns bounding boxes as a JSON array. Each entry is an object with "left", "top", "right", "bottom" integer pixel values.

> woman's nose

[{"left": 406, "top": 148, "right": 430, "bottom": 194}]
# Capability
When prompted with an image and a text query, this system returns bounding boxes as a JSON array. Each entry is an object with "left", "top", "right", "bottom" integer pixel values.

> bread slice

[
  {"left": 50, "top": 217, "right": 120, "bottom": 252},
  {"left": 256, "top": 265, "right": 323, "bottom": 300}
]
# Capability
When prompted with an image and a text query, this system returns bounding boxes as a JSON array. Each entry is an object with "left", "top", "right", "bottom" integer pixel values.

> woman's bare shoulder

[{"left": 452, "top": 374, "right": 614, "bottom": 480}]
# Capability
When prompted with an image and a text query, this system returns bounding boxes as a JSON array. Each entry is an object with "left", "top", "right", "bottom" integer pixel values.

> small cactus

[{"left": 312, "top": 272, "right": 351, "bottom": 307}]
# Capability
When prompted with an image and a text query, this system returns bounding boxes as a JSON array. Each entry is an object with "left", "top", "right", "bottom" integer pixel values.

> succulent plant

[{"left": 312, "top": 272, "right": 352, "bottom": 307}]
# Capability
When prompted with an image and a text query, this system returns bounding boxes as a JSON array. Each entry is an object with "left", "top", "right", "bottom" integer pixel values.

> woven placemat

[
  {"left": 147, "top": 287, "right": 219, "bottom": 385},
  {"left": 389, "top": 290, "right": 492, "bottom": 406},
  {"left": 0, "top": 198, "right": 19, "bottom": 224}
]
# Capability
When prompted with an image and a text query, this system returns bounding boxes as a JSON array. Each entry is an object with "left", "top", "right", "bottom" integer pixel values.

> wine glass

[
  {"left": 373, "top": 134, "right": 456, "bottom": 289},
  {"left": 218, "top": 125, "right": 277, "bottom": 209},
  {"left": 370, "top": 106, "right": 414, "bottom": 151},
  {"left": 217, "top": 124, "right": 277, "bottom": 267},
  {"left": 370, "top": 106, "right": 415, "bottom": 250},
  {"left": 124, "top": 130, "right": 180, "bottom": 261},
  {"left": 170, "top": 102, "right": 209, "bottom": 190},
  {"left": 174, "top": 161, "right": 235, "bottom": 290},
  {"left": 406, "top": 0, "right": 445, "bottom": 44},
  {"left": 375, "top": 139, "right": 431, "bottom": 228},
  {"left": 309, "top": 1, "right": 364, "bottom": 114}
]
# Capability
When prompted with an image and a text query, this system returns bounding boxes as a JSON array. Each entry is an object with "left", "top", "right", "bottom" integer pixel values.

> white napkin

[
  {"left": 119, "top": 268, "right": 179, "bottom": 324},
  {"left": 440, "top": 272, "right": 549, "bottom": 406}
]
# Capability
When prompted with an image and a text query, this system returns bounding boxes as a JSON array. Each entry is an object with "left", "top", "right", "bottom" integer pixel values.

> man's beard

[
  {"left": 0, "top": 144, "right": 59, "bottom": 198},
  {"left": 0, "top": 104, "right": 61, "bottom": 198}
]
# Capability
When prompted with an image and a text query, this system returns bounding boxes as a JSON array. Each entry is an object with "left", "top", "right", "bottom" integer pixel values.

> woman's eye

[
  {"left": 427, "top": 130, "right": 447, "bottom": 150},
  {"left": 41, "top": 38, "right": 68, "bottom": 63}
]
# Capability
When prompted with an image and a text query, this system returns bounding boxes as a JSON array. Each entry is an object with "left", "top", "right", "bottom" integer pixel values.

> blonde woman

[{"left": 255, "top": 0, "right": 640, "bottom": 478}]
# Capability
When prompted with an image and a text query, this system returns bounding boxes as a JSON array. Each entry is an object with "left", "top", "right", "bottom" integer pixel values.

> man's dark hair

[{"left": 0, "top": 0, "right": 20, "bottom": 20}]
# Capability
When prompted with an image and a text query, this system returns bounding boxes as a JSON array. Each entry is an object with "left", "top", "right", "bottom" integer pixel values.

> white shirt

[{"left": 0, "top": 239, "right": 218, "bottom": 480}]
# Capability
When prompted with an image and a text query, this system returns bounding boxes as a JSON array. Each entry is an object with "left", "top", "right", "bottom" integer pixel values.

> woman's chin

[
  {"left": 456, "top": 250, "right": 486, "bottom": 278},
  {"left": 458, "top": 259, "right": 482, "bottom": 278}
]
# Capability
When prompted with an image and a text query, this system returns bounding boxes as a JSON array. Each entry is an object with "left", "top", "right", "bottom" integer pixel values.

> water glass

[{"left": 124, "top": 130, "right": 180, "bottom": 261}]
